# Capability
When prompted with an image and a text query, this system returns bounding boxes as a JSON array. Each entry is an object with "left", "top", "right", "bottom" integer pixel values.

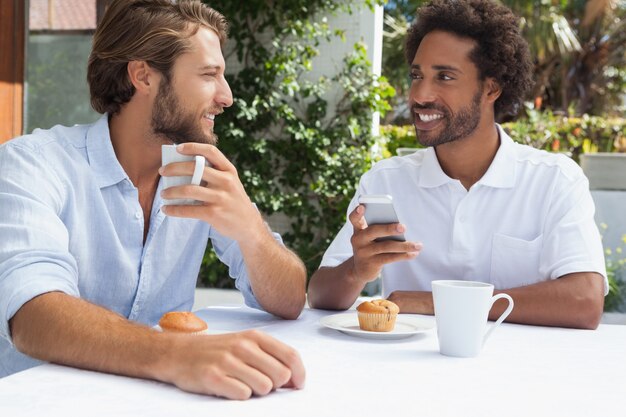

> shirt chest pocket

[{"left": 490, "top": 233, "right": 543, "bottom": 290}]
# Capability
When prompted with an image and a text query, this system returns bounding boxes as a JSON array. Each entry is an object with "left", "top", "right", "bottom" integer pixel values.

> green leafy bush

[
  {"left": 500, "top": 108, "right": 626, "bottom": 162},
  {"left": 379, "top": 110, "right": 626, "bottom": 162},
  {"left": 198, "top": 0, "right": 394, "bottom": 287}
]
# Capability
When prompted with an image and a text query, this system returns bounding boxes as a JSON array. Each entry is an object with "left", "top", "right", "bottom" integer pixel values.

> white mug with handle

[
  {"left": 161, "top": 144, "right": 207, "bottom": 206},
  {"left": 432, "top": 280, "right": 514, "bottom": 358}
]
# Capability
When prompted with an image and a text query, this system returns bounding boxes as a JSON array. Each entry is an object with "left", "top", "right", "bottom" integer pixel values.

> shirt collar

[
  {"left": 86, "top": 114, "right": 130, "bottom": 189},
  {"left": 418, "top": 146, "right": 453, "bottom": 188},
  {"left": 418, "top": 124, "right": 517, "bottom": 189},
  {"left": 476, "top": 124, "right": 517, "bottom": 189}
]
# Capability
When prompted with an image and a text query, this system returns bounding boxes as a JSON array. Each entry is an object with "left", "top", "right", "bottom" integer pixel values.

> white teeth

[
  {"left": 418, "top": 113, "right": 443, "bottom": 122},
  {"left": 204, "top": 114, "right": 215, "bottom": 120}
]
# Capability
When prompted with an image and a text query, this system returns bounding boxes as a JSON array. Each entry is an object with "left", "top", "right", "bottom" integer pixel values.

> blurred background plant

[
  {"left": 600, "top": 224, "right": 626, "bottom": 312},
  {"left": 378, "top": 110, "right": 626, "bottom": 161}
]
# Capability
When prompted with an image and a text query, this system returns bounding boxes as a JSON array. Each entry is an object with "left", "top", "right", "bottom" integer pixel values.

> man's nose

[
  {"left": 409, "top": 79, "right": 436, "bottom": 106},
  {"left": 216, "top": 77, "right": 233, "bottom": 108}
]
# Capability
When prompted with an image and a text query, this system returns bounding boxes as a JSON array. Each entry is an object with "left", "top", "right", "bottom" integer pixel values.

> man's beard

[
  {"left": 413, "top": 86, "right": 483, "bottom": 147},
  {"left": 151, "top": 76, "right": 219, "bottom": 145}
]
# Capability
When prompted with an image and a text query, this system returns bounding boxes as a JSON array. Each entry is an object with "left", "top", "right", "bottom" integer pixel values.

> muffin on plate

[
  {"left": 356, "top": 299, "right": 399, "bottom": 332},
  {"left": 158, "top": 311, "right": 208, "bottom": 334}
]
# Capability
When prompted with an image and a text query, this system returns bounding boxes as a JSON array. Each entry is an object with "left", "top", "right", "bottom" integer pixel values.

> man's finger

[
  {"left": 251, "top": 331, "right": 306, "bottom": 389},
  {"left": 348, "top": 205, "right": 367, "bottom": 230},
  {"left": 176, "top": 143, "right": 235, "bottom": 173}
]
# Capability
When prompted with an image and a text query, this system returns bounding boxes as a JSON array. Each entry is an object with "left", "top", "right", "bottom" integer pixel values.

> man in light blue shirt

[{"left": 0, "top": 0, "right": 305, "bottom": 400}]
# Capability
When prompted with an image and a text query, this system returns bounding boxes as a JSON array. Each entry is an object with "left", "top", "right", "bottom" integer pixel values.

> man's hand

[
  {"left": 158, "top": 142, "right": 306, "bottom": 320},
  {"left": 161, "top": 330, "right": 305, "bottom": 400},
  {"left": 386, "top": 291, "right": 434, "bottom": 314},
  {"left": 307, "top": 205, "right": 422, "bottom": 310},
  {"left": 349, "top": 204, "right": 422, "bottom": 284},
  {"left": 159, "top": 143, "right": 265, "bottom": 242}
]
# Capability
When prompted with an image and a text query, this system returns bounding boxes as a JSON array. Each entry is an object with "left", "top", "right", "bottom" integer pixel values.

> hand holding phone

[{"left": 357, "top": 194, "right": 405, "bottom": 242}]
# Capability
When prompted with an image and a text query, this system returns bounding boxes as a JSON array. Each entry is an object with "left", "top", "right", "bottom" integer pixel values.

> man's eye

[
  {"left": 439, "top": 74, "right": 453, "bottom": 81},
  {"left": 409, "top": 73, "right": 422, "bottom": 80}
]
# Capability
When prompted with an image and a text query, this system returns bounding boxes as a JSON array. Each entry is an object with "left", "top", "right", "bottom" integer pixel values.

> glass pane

[{"left": 25, "top": 0, "right": 100, "bottom": 134}]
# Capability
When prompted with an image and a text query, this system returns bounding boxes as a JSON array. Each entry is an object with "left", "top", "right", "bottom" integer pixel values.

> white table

[{"left": 1, "top": 306, "right": 625, "bottom": 417}]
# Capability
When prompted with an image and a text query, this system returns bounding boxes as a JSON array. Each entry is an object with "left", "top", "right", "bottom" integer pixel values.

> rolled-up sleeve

[
  {"left": 208, "top": 213, "right": 284, "bottom": 310},
  {"left": 0, "top": 142, "right": 80, "bottom": 344}
]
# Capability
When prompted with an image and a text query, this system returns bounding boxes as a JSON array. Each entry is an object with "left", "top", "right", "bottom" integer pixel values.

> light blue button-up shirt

[{"left": 0, "top": 115, "right": 271, "bottom": 377}]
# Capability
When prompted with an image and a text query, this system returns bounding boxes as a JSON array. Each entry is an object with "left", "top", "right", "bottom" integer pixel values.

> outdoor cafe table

[{"left": 1, "top": 305, "right": 625, "bottom": 417}]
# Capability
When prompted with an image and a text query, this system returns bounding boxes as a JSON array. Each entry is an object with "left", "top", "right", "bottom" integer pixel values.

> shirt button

[
  {"left": 459, "top": 216, "right": 468, "bottom": 223},
  {"left": 135, "top": 211, "right": 142, "bottom": 219}
]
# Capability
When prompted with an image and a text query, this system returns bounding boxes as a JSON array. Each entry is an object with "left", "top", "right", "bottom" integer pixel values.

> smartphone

[{"left": 357, "top": 194, "right": 405, "bottom": 242}]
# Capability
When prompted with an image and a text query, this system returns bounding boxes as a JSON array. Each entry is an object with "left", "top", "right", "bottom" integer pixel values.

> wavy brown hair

[
  {"left": 405, "top": 0, "right": 533, "bottom": 118},
  {"left": 88, "top": 0, "right": 228, "bottom": 115}
]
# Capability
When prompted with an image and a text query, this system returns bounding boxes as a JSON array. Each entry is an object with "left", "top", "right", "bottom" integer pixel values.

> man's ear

[
  {"left": 484, "top": 78, "right": 502, "bottom": 104},
  {"left": 127, "top": 61, "right": 154, "bottom": 95}
]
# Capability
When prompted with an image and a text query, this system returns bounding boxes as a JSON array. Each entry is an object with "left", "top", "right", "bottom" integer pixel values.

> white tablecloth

[{"left": 1, "top": 306, "right": 625, "bottom": 416}]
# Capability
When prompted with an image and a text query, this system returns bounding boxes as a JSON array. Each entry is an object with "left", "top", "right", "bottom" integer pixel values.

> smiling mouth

[
  {"left": 413, "top": 111, "right": 445, "bottom": 131},
  {"left": 417, "top": 113, "right": 443, "bottom": 122}
]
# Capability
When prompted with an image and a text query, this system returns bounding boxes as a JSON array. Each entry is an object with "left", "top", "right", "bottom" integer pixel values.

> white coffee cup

[
  {"left": 431, "top": 280, "right": 514, "bottom": 358},
  {"left": 161, "top": 144, "right": 206, "bottom": 206}
]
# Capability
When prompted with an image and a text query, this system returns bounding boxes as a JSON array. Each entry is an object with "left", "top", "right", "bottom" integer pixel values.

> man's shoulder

[
  {"left": 3, "top": 121, "right": 94, "bottom": 155},
  {"left": 511, "top": 141, "right": 582, "bottom": 182},
  {"left": 367, "top": 150, "right": 428, "bottom": 176}
]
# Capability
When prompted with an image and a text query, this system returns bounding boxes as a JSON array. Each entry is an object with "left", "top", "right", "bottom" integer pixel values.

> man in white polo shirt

[{"left": 307, "top": 0, "right": 607, "bottom": 329}]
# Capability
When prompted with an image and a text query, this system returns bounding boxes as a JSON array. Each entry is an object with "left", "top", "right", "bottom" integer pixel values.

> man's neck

[
  {"left": 109, "top": 107, "right": 162, "bottom": 190},
  {"left": 109, "top": 107, "right": 164, "bottom": 244},
  {"left": 434, "top": 121, "right": 500, "bottom": 191}
]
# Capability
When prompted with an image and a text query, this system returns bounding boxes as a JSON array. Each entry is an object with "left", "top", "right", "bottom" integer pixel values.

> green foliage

[
  {"left": 504, "top": 0, "right": 626, "bottom": 116},
  {"left": 501, "top": 108, "right": 626, "bottom": 162},
  {"left": 199, "top": 0, "right": 394, "bottom": 286},
  {"left": 605, "top": 255, "right": 626, "bottom": 312},
  {"left": 379, "top": 110, "right": 626, "bottom": 163},
  {"left": 378, "top": 124, "right": 421, "bottom": 157},
  {"left": 600, "top": 226, "right": 626, "bottom": 312}
]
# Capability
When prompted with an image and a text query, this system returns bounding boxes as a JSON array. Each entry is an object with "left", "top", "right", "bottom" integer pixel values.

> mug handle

[
  {"left": 190, "top": 156, "right": 207, "bottom": 185},
  {"left": 483, "top": 293, "right": 514, "bottom": 346}
]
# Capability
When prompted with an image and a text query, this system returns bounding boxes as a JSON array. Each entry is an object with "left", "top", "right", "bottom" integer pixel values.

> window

[{"left": 25, "top": 0, "right": 100, "bottom": 133}]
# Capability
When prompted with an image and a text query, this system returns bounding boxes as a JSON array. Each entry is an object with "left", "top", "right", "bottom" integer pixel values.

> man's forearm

[
  {"left": 489, "top": 272, "right": 605, "bottom": 329},
  {"left": 389, "top": 272, "right": 605, "bottom": 330},
  {"left": 239, "top": 230, "right": 307, "bottom": 320},
  {"left": 10, "top": 292, "right": 171, "bottom": 380},
  {"left": 307, "top": 259, "right": 365, "bottom": 310}
]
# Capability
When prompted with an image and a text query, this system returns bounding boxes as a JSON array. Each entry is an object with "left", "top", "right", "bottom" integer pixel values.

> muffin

[
  {"left": 158, "top": 311, "right": 208, "bottom": 334},
  {"left": 356, "top": 299, "right": 399, "bottom": 332}
]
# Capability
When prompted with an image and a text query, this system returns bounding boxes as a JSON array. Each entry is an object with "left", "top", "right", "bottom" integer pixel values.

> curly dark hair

[{"left": 405, "top": 0, "right": 533, "bottom": 118}]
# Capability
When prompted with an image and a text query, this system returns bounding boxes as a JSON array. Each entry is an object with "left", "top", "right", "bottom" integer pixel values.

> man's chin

[
  {"left": 167, "top": 133, "right": 218, "bottom": 146},
  {"left": 415, "top": 130, "right": 439, "bottom": 147}
]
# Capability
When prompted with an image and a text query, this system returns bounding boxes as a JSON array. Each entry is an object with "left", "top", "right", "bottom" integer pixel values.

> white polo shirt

[{"left": 320, "top": 125, "right": 608, "bottom": 295}]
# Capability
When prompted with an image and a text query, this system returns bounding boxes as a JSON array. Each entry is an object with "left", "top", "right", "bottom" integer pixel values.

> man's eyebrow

[
  {"left": 433, "top": 65, "right": 461, "bottom": 72},
  {"left": 411, "top": 64, "right": 462, "bottom": 73},
  {"left": 199, "top": 65, "right": 222, "bottom": 71}
]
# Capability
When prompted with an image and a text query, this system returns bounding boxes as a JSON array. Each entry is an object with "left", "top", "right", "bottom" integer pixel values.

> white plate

[{"left": 319, "top": 313, "right": 434, "bottom": 340}]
